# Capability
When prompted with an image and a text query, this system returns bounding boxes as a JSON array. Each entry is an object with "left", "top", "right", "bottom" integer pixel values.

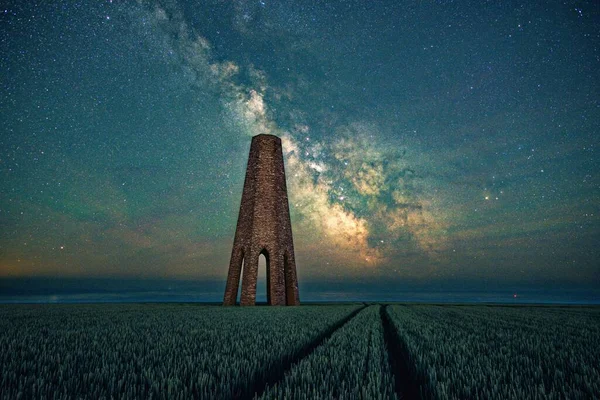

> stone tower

[{"left": 223, "top": 134, "right": 300, "bottom": 306}]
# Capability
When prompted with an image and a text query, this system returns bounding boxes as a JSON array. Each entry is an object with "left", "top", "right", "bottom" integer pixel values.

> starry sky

[{"left": 1, "top": 0, "right": 599, "bottom": 301}]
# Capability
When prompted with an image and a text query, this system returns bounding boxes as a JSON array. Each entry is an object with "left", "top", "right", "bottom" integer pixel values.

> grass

[{"left": 0, "top": 303, "right": 598, "bottom": 399}]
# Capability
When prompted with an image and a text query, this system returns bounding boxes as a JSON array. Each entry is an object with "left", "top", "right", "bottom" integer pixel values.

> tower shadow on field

[{"left": 223, "top": 134, "right": 300, "bottom": 306}]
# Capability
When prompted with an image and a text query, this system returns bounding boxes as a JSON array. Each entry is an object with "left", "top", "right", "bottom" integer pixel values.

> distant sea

[{"left": 1, "top": 278, "right": 598, "bottom": 305}]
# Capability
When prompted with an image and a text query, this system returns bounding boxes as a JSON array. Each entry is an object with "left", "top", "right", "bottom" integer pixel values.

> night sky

[{"left": 1, "top": 1, "right": 599, "bottom": 301}]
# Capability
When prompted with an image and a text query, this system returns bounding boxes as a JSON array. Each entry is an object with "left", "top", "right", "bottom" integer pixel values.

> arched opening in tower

[
  {"left": 258, "top": 250, "right": 270, "bottom": 304},
  {"left": 235, "top": 256, "right": 245, "bottom": 305}
]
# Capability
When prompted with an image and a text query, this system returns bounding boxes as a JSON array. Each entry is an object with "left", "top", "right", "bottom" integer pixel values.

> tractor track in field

[
  {"left": 381, "top": 304, "right": 423, "bottom": 400},
  {"left": 237, "top": 304, "right": 368, "bottom": 400}
]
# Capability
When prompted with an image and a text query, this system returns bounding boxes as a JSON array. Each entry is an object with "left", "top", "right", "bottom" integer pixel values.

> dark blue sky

[{"left": 1, "top": 1, "right": 598, "bottom": 300}]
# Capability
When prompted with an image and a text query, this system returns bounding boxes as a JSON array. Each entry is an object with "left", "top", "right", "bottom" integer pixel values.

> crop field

[
  {"left": 385, "top": 305, "right": 600, "bottom": 399},
  {"left": 0, "top": 303, "right": 598, "bottom": 399}
]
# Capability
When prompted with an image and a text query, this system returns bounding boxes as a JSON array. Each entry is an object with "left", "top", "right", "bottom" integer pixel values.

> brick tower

[{"left": 223, "top": 134, "right": 300, "bottom": 306}]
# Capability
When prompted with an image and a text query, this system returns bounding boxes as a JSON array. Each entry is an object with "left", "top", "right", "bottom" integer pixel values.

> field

[{"left": 0, "top": 304, "right": 598, "bottom": 399}]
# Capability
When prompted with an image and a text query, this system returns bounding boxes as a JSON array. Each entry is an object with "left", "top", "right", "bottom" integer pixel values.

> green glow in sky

[{"left": 1, "top": 1, "right": 598, "bottom": 293}]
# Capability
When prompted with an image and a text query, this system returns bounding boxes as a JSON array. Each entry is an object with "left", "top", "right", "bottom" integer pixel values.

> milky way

[{"left": 1, "top": 1, "right": 598, "bottom": 294}]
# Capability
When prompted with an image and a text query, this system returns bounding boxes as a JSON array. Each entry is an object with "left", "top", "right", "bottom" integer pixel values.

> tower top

[{"left": 253, "top": 133, "right": 281, "bottom": 141}]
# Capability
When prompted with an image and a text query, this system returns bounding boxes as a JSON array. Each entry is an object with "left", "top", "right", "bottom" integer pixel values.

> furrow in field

[
  {"left": 242, "top": 304, "right": 367, "bottom": 400},
  {"left": 256, "top": 305, "right": 397, "bottom": 400},
  {"left": 380, "top": 304, "right": 423, "bottom": 400}
]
